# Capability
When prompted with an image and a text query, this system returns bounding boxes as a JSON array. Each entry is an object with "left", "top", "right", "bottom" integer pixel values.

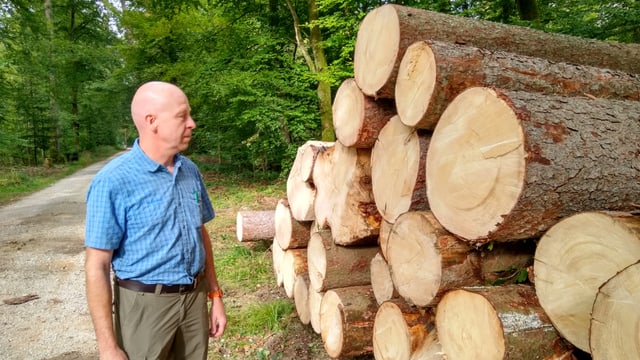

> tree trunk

[
  {"left": 590, "top": 260, "right": 640, "bottom": 360},
  {"left": 426, "top": 87, "right": 640, "bottom": 245},
  {"left": 293, "top": 273, "right": 311, "bottom": 325},
  {"left": 236, "top": 210, "right": 275, "bottom": 242},
  {"left": 373, "top": 299, "right": 436, "bottom": 360},
  {"left": 281, "top": 248, "right": 308, "bottom": 298},
  {"left": 371, "top": 116, "right": 430, "bottom": 223},
  {"left": 307, "top": 231, "right": 379, "bottom": 292},
  {"left": 396, "top": 40, "right": 640, "bottom": 130},
  {"left": 534, "top": 212, "right": 640, "bottom": 352},
  {"left": 353, "top": 4, "right": 640, "bottom": 98},
  {"left": 387, "top": 211, "right": 482, "bottom": 307},
  {"left": 436, "top": 285, "right": 574, "bottom": 360},
  {"left": 370, "top": 252, "right": 398, "bottom": 305},
  {"left": 275, "top": 199, "right": 312, "bottom": 250},
  {"left": 313, "top": 141, "right": 381, "bottom": 245},
  {"left": 320, "top": 285, "right": 377, "bottom": 358},
  {"left": 332, "top": 78, "right": 395, "bottom": 148}
]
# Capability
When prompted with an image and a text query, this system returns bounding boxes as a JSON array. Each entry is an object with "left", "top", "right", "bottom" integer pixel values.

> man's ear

[{"left": 145, "top": 114, "right": 157, "bottom": 131}]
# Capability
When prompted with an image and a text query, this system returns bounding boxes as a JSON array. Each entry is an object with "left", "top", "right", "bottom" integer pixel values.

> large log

[
  {"left": 426, "top": 87, "right": 640, "bottom": 245},
  {"left": 396, "top": 40, "right": 640, "bottom": 130},
  {"left": 332, "top": 78, "right": 396, "bottom": 148},
  {"left": 373, "top": 299, "right": 437, "bottom": 360},
  {"left": 320, "top": 285, "right": 378, "bottom": 358},
  {"left": 353, "top": 4, "right": 640, "bottom": 98},
  {"left": 313, "top": 141, "right": 381, "bottom": 245},
  {"left": 274, "top": 199, "right": 312, "bottom": 250},
  {"left": 236, "top": 210, "right": 276, "bottom": 242},
  {"left": 307, "top": 230, "right": 379, "bottom": 292},
  {"left": 534, "top": 212, "right": 640, "bottom": 352},
  {"left": 371, "top": 115, "right": 430, "bottom": 223},
  {"left": 435, "top": 285, "right": 575, "bottom": 360},
  {"left": 590, "top": 260, "right": 640, "bottom": 359}
]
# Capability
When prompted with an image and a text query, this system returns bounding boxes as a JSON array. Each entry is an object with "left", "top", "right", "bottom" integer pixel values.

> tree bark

[
  {"left": 275, "top": 199, "right": 312, "bottom": 250},
  {"left": 307, "top": 231, "right": 379, "bottom": 292},
  {"left": 370, "top": 252, "right": 398, "bottom": 305},
  {"left": 426, "top": 87, "right": 640, "bottom": 245},
  {"left": 332, "top": 78, "right": 395, "bottom": 148},
  {"left": 373, "top": 299, "right": 436, "bottom": 360},
  {"left": 313, "top": 141, "right": 381, "bottom": 245},
  {"left": 590, "top": 260, "right": 640, "bottom": 360},
  {"left": 353, "top": 4, "right": 640, "bottom": 98},
  {"left": 534, "top": 212, "right": 640, "bottom": 352},
  {"left": 320, "top": 285, "right": 377, "bottom": 358},
  {"left": 396, "top": 40, "right": 640, "bottom": 130},
  {"left": 281, "top": 248, "right": 308, "bottom": 298},
  {"left": 387, "top": 211, "right": 482, "bottom": 307},
  {"left": 371, "top": 116, "right": 430, "bottom": 223},
  {"left": 436, "top": 285, "right": 574, "bottom": 360},
  {"left": 236, "top": 210, "right": 275, "bottom": 242}
]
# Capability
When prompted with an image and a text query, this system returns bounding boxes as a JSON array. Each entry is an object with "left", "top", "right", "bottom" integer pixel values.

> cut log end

[
  {"left": 426, "top": 87, "right": 525, "bottom": 242},
  {"left": 373, "top": 302, "right": 413, "bottom": 360},
  {"left": 396, "top": 41, "right": 437, "bottom": 129}
]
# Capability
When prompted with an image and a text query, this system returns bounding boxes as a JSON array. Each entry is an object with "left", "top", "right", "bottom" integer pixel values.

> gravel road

[{"left": 0, "top": 155, "right": 123, "bottom": 360}]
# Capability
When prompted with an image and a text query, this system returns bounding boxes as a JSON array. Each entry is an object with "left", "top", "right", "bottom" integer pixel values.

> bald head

[
  {"left": 130, "top": 81, "right": 196, "bottom": 164},
  {"left": 131, "top": 81, "right": 186, "bottom": 129}
]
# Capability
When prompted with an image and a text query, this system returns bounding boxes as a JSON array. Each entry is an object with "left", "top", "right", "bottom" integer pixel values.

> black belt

[{"left": 116, "top": 276, "right": 198, "bottom": 294}]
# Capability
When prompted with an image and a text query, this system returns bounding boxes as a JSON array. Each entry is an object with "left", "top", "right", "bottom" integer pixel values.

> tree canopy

[{"left": 1, "top": 0, "right": 637, "bottom": 174}]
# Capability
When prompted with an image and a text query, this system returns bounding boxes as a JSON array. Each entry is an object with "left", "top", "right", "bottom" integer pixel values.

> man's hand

[{"left": 209, "top": 297, "right": 227, "bottom": 338}]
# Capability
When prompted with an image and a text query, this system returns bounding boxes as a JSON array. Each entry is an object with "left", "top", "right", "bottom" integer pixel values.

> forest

[{"left": 1, "top": 0, "right": 638, "bottom": 175}]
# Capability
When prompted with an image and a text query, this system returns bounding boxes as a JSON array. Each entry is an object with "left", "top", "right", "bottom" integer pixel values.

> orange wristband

[{"left": 207, "top": 288, "right": 224, "bottom": 299}]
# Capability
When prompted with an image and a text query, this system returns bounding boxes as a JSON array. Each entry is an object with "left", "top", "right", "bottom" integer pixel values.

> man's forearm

[{"left": 85, "top": 249, "right": 119, "bottom": 353}]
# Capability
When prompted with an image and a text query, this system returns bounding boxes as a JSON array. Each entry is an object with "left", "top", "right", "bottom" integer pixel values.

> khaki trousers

[{"left": 113, "top": 277, "right": 209, "bottom": 360}]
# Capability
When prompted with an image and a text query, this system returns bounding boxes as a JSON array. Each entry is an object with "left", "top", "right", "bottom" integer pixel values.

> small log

[
  {"left": 378, "top": 218, "right": 393, "bottom": 260},
  {"left": 534, "top": 212, "right": 640, "bottom": 352},
  {"left": 320, "top": 285, "right": 378, "bottom": 358},
  {"left": 371, "top": 115, "right": 430, "bottom": 223},
  {"left": 353, "top": 4, "right": 640, "bottom": 98},
  {"left": 396, "top": 40, "right": 640, "bottom": 130},
  {"left": 236, "top": 210, "right": 276, "bottom": 242},
  {"left": 436, "top": 285, "right": 574, "bottom": 360},
  {"left": 313, "top": 141, "right": 381, "bottom": 245},
  {"left": 271, "top": 236, "right": 285, "bottom": 287},
  {"left": 387, "top": 211, "right": 482, "bottom": 307},
  {"left": 370, "top": 252, "right": 398, "bottom": 305},
  {"left": 332, "top": 78, "right": 395, "bottom": 148},
  {"left": 281, "top": 248, "right": 308, "bottom": 298},
  {"left": 275, "top": 199, "right": 312, "bottom": 250},
  {"left": 309, "top": 286, "right": 324, "bottom": 335},
  {"left": 298, "top": 140, "right": 334, "bottom": 183},
  {"left": 373, "top": 299, "right": 436, "bottom": 360},
  {"left": 426, "top": 87, "right": 640, "bottom": 245},
  {"left": 590, "top": 260, "right": 640, "bottom": 360},
  {"left": 307, "top": 230, "right": 379, "bottom": 292},
  {"left": 293, "top": 273, "right": 311, "bottom": 325},
  {"left": 286, "top": 142, "right": 318, "bottom": 221}
]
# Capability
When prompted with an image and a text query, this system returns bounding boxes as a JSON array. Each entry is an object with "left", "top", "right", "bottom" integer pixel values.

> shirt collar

[{"left": 132, "top": 138, "right": 182, "bottom": 173}]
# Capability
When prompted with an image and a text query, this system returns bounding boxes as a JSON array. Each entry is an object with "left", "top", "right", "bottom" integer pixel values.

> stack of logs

[{"left": 238, "top": 4, "right": 640, "bottom": 360}]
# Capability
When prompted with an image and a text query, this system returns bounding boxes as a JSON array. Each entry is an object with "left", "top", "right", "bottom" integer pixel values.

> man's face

[{"left": 155, "top": 91, "right": 196, "bottom": 153}]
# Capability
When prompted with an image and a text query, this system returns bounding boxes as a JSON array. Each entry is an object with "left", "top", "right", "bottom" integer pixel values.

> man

[{"left": 85, "top": 81, "right": 227, "bottom": 360}]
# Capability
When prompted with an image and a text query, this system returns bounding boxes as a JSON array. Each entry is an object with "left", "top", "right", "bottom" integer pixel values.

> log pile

[{"left": 243, "top": 4, "right": 640, "bottom": 359}]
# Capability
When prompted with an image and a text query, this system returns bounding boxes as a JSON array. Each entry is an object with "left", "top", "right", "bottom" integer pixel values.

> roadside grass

[{"left": 0, "top": 146, "right": 120, "bottom": 206}]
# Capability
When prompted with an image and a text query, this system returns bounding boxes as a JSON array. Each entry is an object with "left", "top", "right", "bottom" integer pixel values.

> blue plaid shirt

[{"left": 85, "top": 139, "right": 215, "bottom": 285}]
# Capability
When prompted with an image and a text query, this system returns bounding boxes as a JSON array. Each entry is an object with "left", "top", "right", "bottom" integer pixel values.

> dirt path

[{"left": 0, "top": 155, "right": 123, "bottom": 360}]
